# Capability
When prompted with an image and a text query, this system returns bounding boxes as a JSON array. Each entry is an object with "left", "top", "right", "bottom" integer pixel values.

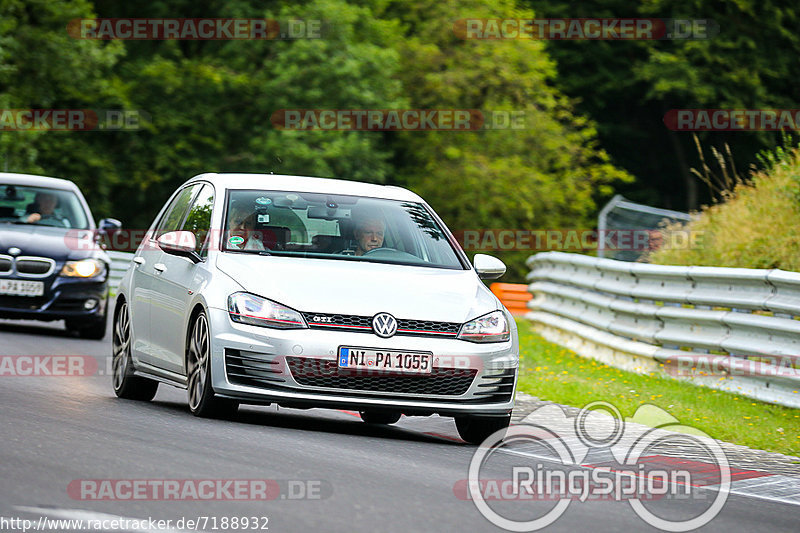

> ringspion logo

[{"left": 464, "top": 402, "right": 730, "bottom": 531}]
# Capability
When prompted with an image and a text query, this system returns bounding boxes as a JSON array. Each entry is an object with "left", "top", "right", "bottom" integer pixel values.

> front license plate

[
  {"left": 338, "top": 347, "right": 433, "bottom": 374},
  {"left": 0, "top": 279, "right": 44, "bottom": 297}
]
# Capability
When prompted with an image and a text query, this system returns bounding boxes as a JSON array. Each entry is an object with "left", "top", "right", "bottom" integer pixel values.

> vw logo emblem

[
  {"left": 372, "top": 313, "right": 398, "bottom": 338},
  {"left": 8, "top": 247, "right": 21, "bottom": 256}
]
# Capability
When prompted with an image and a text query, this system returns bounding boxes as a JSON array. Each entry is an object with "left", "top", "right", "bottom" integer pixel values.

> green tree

[
  {"left": 0, "top": 0, "right": 126, "bottom": 216},
  {"left": 387, "top": 0, "right": 631, "bottom": 279},
  {"left": 527, "top": 0, "right": 800, "bottom": 211}
]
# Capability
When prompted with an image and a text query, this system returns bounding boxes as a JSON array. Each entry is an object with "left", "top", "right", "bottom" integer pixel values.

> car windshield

[
  {"left": 0, "top": 184, "right": 89, "bottom": 229},
  {"left": 222, "top": 190, "right": 465, "bottom": 269}
]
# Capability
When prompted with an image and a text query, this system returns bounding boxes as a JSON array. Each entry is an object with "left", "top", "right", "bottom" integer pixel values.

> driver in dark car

[
  {"left": 25, "top": 191, "right": 67, "bottom": 226},
  {"left": 353, "top": 215, "right": 386, "bottom": 256}
]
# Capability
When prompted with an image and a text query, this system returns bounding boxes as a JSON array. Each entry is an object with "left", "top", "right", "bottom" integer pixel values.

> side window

[
  {"left": 154, "top": 185, "right": 201, "bottom": 239},
  {"left": 181, "top": 184, "right": 214, "bottom": 255}
]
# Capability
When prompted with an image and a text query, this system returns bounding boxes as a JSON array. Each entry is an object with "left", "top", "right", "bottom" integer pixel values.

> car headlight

[
  {"left": 228, "top": 292, "right": 307, "bottom": 329},
  {"left": 458, "top": 310, "right": 510, "bottom": 343},
  {"left": 60, "top": 258, "right": 105, "bottom": 278}
]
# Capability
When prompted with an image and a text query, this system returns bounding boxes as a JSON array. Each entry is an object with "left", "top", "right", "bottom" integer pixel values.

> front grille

[
  {"left": 225, "top": 349, "right": 286, "bottom": 388},
  {"left": 286, "top": 357, "right": 476, "bottom": 395},
  {"left": 302, "top": 312, "right": 461, "bottom": 338},
  {"left": 473, "top": 368, "right": 516, "bottom": 403},
  {"left": 15, "top": 257, "right": 55, "bottom": 276},
  {"left": 0, "top": 256, "right": 11, "bottom": 273}
]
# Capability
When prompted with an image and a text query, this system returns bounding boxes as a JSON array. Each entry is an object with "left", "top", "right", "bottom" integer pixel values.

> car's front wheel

[
  {"left": 112, "top": 301, "right": 158, "bottom": 401},
  {"left": 187, "top": 311, "right": 238, "bottom": 419},
  {"left": 455, "top": 415, "right": 511, "bottom": 445}
]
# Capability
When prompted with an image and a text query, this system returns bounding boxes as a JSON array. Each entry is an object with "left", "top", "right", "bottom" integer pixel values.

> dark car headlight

[
  {"left": 458, "top": 310, "right": 510, "bottom": 343},
  {"left": 228, "top": 292, "right": 307, "bottom": 329},
  {"left": 60, "top": 258, "right": 105, "bottom": 278}
]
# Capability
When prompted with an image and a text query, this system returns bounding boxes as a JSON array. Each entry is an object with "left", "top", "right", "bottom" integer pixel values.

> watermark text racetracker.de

[
  {"left": 663, "top": 354, "right": 800, "bottom": 379},
  {"left": 665, "top": 109, "right": 800, "bottom": 131},
  {"left": 454, "top": 18, "right": 718, "bottom": 40},
  {"left": 270, "top": 109, "right": 529, "bottom": 131},
  {"left": 1, "top": 515, "right": 270, "bottom": 532},
  {"left": 0, "top": 356, "right": 97, "bottom": 377},
  {"left": 62, "top": 227, "right": 704, "bottom": 254},
  {"left": 461, "top": 402, "right": 730, "bottom": 531},
  {"left": 68, "top": 18, "right": 325, "bottom": 40},
  {"left": 0, "top": 109, "right": 148, "bottom": 131},
  {"left": 455, "top": 228, "right": 703, "bottom": 253},
  {"left": 68, "top": 478, "right": 331, "bottom": 501}
]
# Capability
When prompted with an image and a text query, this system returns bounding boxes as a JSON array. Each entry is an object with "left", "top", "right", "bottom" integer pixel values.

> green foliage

[
  {"left": 0, "top": 0, "right": 126, "bottom": 214},
  {"left": 0, "top": 0, "right": 632, "bottom": 269},
  {"left": 527, "top": 0, "right": 800, "bottom": 211},
  {"left": 388, "top": 0, "right": 631, "bottom": 279}
]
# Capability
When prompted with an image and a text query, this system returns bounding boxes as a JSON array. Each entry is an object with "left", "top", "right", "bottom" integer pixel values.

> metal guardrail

[
  {"left": 108, "top": 251, "right": 134, "bottom": 293},
  {"left": 525, "top": 251, "right": 800, "bottom": 408}
]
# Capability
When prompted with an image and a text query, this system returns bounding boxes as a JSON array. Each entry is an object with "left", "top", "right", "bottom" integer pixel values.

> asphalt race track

[{"left": 1, "top": 315, "right": 799, "bottom": 533}]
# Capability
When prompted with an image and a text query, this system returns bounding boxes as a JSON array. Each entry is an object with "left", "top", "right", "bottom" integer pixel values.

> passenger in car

[{"left": 227, "top": 203, "right": 265, "bottom": 251}]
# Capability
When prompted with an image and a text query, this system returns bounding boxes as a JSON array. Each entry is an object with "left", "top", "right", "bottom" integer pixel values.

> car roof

[
  {"left": 186, "top": 173, "right": 425, "bottom": 202},
  {"left": 0, "top": 172, "right": 82, "bottom": 192}
]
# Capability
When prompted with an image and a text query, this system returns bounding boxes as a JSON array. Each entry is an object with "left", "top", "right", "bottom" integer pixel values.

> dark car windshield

[
  {"left": 0, "top": 184, "right": 90, "bottom": 229},
  {"left": 222, "top": 190, "right": 465, "bottom": 270}
]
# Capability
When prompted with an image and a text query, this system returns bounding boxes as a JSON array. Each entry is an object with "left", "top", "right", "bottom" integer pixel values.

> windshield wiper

[{"left": 258, "top": 250, "right": 272, "bottom": 256}]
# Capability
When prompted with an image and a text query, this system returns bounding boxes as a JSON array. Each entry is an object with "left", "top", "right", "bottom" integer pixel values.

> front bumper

[
  {"left": 207, "top": 308, "right": 518, "bottom": 417},
  {"left": 0, "top": 277, "right": 108, "bottom": 321}
]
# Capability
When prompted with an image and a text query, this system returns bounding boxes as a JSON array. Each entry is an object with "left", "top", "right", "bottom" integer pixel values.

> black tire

[
  {"left": 112, "top": 301, "right": 158, "bottom": 401},
  {"left": 455, "top": 415, "right": 511, "bottom": 445},
  {"left": 187, "top": 312, "right": 238, "bottom": 419},
  {"left": 359, "top": 410, "right": 401, "bottom": 425}
]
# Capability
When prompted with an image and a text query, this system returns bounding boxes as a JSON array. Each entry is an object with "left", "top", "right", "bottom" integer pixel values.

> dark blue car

[{"left": 0, "top": 173, "right": 120, "bottom": 339}]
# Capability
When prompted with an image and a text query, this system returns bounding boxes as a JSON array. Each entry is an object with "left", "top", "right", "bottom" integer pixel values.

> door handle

[
  {"left": 153, "top": 263, "right": 166, "bottom": 273},
  {"left": 133, "top": 257, "right": 145, "bottom": 266}
]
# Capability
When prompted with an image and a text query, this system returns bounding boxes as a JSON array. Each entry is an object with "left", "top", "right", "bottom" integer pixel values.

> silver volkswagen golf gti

[{"left": 113, "top": 173, "right": 518, "bottom": 443}]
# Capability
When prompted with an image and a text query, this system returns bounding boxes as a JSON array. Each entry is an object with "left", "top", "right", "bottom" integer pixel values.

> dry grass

[{"left": 649, "top": 147, "right": 800, "bottom": 269}]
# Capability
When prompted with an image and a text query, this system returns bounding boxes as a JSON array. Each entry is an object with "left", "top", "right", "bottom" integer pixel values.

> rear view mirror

[
  {"left": 307, "top": 206, "right": 352, "bottom": 220},
  {"left": 3, "top": 185, "right": 24, "bottom": 201}
]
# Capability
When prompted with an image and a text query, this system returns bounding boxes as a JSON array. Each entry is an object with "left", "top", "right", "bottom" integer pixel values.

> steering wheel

[{"left": 362, "top": 247, "right": 397, "bottom": 256}]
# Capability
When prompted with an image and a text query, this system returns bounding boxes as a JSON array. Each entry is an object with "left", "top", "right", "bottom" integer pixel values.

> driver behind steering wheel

[
  {"left": 353, "top": 215, "right": 385, "bottom": 256},
  {"left": 24, "top": 191, "right": 69, "bottom": 227}
]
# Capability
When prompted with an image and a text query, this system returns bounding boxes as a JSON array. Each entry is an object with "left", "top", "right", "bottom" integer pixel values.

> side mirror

[
  {"left": 95, "top": 218, "right": 123, "bottom": 249},
  {"left": 157, "top": 231, "right": 201, "bottom": 263},
  {"left": 473, "top": 253, "right": 506, "bottom": 280},
  {"left": 98, "top": 218, "right": 123, "bottom": 232}
]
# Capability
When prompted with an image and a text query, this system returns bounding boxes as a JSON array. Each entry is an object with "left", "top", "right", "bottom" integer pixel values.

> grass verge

[{"left": 515, "top": 319, "right": 800, "bottom": 456}]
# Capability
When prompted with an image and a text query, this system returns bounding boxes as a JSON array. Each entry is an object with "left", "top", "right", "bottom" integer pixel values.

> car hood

[
  {"left": 215, "top": 254, "right": 499, "bottom": 323},
  {"left": 0, "top": 224, "right": 96, "bottom": 260}
]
